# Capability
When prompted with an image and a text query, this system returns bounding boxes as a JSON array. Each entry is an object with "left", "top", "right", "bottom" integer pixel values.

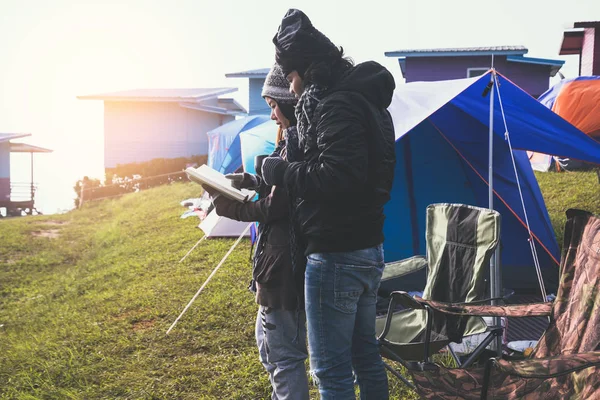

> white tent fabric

[
  {"left": 199, "top": 209, "right": 251, "bottom": 237},
  {"left": 388, "top": 76, "right": 481, "bottom": 140},
  {"left": 527, "top": 151, "right": 554, "bottom": 172}
]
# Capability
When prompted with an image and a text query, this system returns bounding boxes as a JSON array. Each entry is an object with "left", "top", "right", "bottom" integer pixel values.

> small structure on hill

[{"left": 0, "top": 133, "right": 52, "bottom": 217}]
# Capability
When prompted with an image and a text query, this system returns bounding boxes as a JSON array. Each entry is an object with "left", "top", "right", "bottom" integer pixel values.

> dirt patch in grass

[
  {"left": 132, "top": 319, "right": 156, "bottom": 331},
  {"left": 31, "top": 229, "right": 61, "bottom": 239},
  {"left": 42, "top": 221, "right": 69, "bottom": 226}
]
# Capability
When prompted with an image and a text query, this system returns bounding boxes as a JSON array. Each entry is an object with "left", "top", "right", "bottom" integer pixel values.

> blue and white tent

[
  {"left": 384, "top": 72, "right": 600, "bottom": 293},
  {"left": 206, "top": 115, "right": 270, "bottom": 174},
  {"left": 234, "top": 72, "right": 600, "bottom": 294}
]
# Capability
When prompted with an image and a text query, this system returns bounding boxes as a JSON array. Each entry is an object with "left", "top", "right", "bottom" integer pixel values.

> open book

[{"left": 185, "top": 164, "right": 255, "bottom": 203}]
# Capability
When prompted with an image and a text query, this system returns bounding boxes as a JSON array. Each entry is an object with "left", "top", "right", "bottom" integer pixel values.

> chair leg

[
  {"left": 480, "top": 357, "right": 496, "bottom": 400},
  {"left": 461, "top": 327, "right": 503, "bottom": 368},
  {"left": 383, "top": 361, "right": 416, "bottom": 391},
  {"left": 447, "top": 344, "right": 462, "bottom": 367},
  {"left": 423, "top": 305, "right": 434, "bottom": 362}
]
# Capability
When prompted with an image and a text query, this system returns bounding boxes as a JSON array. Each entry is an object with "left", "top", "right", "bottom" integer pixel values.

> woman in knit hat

[{"left": 202, "top": 64, "right": 309, "bottom": 400}]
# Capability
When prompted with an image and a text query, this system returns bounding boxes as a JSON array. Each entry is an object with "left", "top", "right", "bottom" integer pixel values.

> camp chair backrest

[
  {"left": 422, "top": 203, "right": 501, "bottom": 304},
  {"left": 420, "top": 204, "right": 500, "bottom": 343},
  {"left": 534, "top": 209, "right": 600, "bottom": 358}
]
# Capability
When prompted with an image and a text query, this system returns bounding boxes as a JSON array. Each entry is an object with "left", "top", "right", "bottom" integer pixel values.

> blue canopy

[
  {"left": 385, "top": 72, "right": 600, "bottom": 292},
  {"left": 239, "top": 120, "right": 278, "bottom": 175},
  {"left": 206, "top": 115, "right": 270, "bottom": 174}
]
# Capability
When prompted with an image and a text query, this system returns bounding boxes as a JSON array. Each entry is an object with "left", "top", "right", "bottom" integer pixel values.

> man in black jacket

[{"left": 261, "top": 9, "right": 396, "bottom": 400}]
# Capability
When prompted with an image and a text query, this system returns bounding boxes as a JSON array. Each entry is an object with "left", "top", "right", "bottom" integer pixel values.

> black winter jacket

[
  {"left": 210, "top": 149, "right": 303, "bottom": 311},
  {"left": 283, "top": 61, "right": 397, "bottom": 255}
]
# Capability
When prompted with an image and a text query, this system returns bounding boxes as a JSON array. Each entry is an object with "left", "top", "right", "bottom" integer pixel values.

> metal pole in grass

[
  {"left": 179, "top": 235, "right": 207, "bottom": 263},
  {"left": 166, "top": 222, "right": 252, "bottom": 335}
]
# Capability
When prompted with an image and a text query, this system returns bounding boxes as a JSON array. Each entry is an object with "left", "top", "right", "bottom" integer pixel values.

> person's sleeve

[{"left": 213, "top": 186, "right": 289, "bottom": 224}]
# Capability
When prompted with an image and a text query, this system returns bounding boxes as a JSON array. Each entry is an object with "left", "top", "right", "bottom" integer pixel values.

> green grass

[
  {"left": 534, "top": 171, "right": 600, "bottom": 250},
  {"left": 0, "top": 172, "right": 598, "bottom": 399}
]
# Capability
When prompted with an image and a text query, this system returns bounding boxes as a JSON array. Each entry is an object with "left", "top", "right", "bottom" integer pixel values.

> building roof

[
  {"left": 10, "top": 143, "right": 53, "bottom": 153},
  {"left": 77, "top": 87, "right": 237, "bottom": 102},
  {"left": 179, "top": 98, "right": 247, "bottom": 116},
  {"left": 0, "top": 133, "right": 31, "bottom": 143},
  {"left": 506, "top": 55, "right": 565, "bottom": 76},
  {"left": 225, "top": 68, "right": 270, "bottom": 78},
  {"left": 560, "top": 22, "right": 599, "bottom": 55},
  {"left": 217, "top": 98, "right": 248, "bottom": 113},
  {"left": 385, "top": 45, "right": 528, "bottom": 58},
  {"left": 573, "top": 21, "right": 600, "bottom": 28}
]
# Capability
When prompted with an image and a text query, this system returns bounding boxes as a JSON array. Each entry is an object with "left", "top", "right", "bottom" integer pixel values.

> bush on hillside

[{"left": 73, "top": 155, "right": 207, "bottom": 206}]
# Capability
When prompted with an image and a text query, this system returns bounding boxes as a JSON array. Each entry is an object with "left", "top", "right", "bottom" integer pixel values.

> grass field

[{"left": 1, "top": 171, "right": 598, "bottom": 399}]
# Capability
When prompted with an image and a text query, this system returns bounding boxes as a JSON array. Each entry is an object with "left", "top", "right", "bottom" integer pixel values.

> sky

[{"left": 0, "top": 0, "right": 598, "bottom": 214}]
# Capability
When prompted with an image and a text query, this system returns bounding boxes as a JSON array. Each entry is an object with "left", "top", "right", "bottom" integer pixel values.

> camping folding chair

[
  {"left": 401, "top": 209, "right": 600, "bottom": 399},
  {"left": 376, "top": 203, "right": 504, "bottom": 387}
]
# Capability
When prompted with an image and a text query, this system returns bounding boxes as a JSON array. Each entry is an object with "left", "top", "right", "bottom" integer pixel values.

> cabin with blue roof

[
  {"left": 0, "top": 133, "right": 52, "bottom": 216},
  {"left": 225, "top": 68, "right": 270, "bottom": 115},
  {"left": 384, "top": 46, "right": 564, "bottom": 98},
  {"left": 78, "top": 87, "right": 246, "bottom": 169}
]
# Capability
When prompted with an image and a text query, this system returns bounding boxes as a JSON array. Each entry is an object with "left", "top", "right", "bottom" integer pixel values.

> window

[{"left": 467, "top": 68, "right": 489, "bottom": 78}]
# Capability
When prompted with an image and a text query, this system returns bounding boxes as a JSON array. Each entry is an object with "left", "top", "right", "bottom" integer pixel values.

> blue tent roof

[
  {"left": 239, "top": 120, "right": 278, "bottom": 175},
  {"left": 385, "top": 72, "right": 600, "bottom": 292},
  {"left": 206, "top": 115, "right": 270, "bottom": 174}
]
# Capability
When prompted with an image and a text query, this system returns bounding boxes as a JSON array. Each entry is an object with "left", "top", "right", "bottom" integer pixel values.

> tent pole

[
  {"left": 179, "top": 234, "right": 206, "bottom": 263},
  {"left": 166, "top": 222, "right": 252, "bottom": 334},
  {"left": 488, "top": 66, "right": 503, "bottom": 357}
]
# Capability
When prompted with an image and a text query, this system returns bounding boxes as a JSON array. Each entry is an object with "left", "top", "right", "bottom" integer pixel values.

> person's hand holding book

[
  {"left": 202, "top": 185, "right": 235, "bottom": 216},
  {"left": 225, "top": 173, "right": 261, "bottom": 190}
]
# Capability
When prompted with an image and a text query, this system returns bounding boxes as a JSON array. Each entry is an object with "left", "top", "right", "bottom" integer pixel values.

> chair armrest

[
  {"left": 380, "top": 291, "right": 436, "bottom": 363},
  {"left": 414, "top": 298, "right": 553, "bottom": 318},
  {"left": 390, "top": 291, "right": 426, "bottom": 310},
  {"left": 378, "top": 291, "right": 426, "bottom": 343},
  {"left": 494, "top": 351, "right": 600, "bottom": 379},
  {"left": 382, "top": 256, "right": 427, "bottom": 280},
  {"left": 482, "top": 351, "right": 600, "bottom": 399}
]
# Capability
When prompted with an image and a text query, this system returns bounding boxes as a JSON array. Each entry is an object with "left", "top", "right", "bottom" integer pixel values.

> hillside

[{"left": 1, "top": 172, "right": 598, "bottom": 399}]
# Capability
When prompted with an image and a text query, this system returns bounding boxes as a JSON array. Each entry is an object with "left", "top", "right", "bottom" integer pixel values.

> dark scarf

[{"left": 295, "top": 83, "right": 327, "bottom": 153}]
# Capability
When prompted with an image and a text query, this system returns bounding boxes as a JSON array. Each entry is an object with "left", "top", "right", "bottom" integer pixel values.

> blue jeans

[
  {"left": 256, "top": 306, "right": 309, "bottom": 400},
  {"left": 305, "top": 245, "right": 389, "bottom": 400}
]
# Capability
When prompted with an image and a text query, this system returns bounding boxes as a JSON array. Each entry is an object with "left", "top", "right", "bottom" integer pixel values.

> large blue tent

[
  {"left": 206, "top": 115, "right": 270, "bottom": 174},
  {"left": 235, "top": 72, "right": 600, "bottom": 294},
  {"left": 384, "top": 72, "right": 600, "bottom": 293}
]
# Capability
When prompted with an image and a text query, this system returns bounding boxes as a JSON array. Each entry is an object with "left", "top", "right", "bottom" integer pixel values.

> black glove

[
  {"left": 261, "top": 155, "right": 289, "bottom": 186},
  {"left": 212, "top": 195, "right": 236, "bottom": 216},
  {"left": 201, "top": 185, "right": 235, "bottom": 216},
  {"left": 225, "top": 172, "right": 261, "bottom": 190}
]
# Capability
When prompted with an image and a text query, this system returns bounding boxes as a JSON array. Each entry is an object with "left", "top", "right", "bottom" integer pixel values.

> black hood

[{"left": 332, "top": 61, "right": 395, "bottom": 109}]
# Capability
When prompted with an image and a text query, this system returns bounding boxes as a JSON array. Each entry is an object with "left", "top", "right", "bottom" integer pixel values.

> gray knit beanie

[{"left": 261, "top": 64, "right": 297, "bottom": 105}]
